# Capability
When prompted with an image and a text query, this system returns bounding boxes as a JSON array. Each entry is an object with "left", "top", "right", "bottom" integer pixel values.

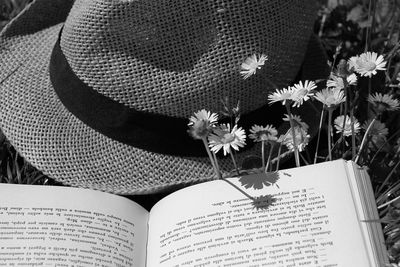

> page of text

[
  {"left": 147, "top": 160, "right": 371, "bottom": 267},
  {"left": 0, "top": 184, "right": 149, "bottom": 267}
]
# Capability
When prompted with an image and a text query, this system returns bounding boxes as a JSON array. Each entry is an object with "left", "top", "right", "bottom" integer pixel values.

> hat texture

[{"left": 0, "top": 0, "right": 328, "bottom": 194}]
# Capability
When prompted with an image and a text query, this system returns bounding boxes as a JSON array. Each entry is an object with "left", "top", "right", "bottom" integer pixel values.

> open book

[{"left": 0, "top": 160, "right": 388, "bottom": 266}]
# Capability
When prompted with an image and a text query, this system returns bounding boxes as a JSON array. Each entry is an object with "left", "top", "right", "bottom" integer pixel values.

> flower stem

[
  {"left": 327, "top": 109, "right": 333, "bottom": 161},
  {"left": 364, "top": 0, "right": 375, "bottom": 52},
  {"left": 341, "top": 85, "right": 350, "bottom": 153},
  {"left": 212, "top": 152, "right": 222, "bottom": 179},
  {"left": 314, "top": 109, "right": 325, "bottom": 164},
  {"left": 265, "top": 143, "right": 274, "bottom": 173},
  {"left": 285, "top": 103, "right": 300, "bottom": 167},
  {"left": 261, "top": 140, "right": 266, "bottom": 170},
  {"left": 230, "top": 151, "right": 240, "bottom": 176},
  {"left": 355, "top": 117, "right": 376, "bottom": 164},
  {"left": 350, "top": 110, "right": 357, "bottom": 159},
  {"left": 300, "top": 153, "right": 310, "bottom": 165},
  {"left": 202, "top": 138, "right": 221, "bottom": 179},
  {"left": 275, "top": 143, "right": 283, "bottom": 171}
]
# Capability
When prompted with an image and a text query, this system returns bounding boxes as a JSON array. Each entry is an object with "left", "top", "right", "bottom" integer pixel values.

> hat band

[{"left": 49, "top": 29, "right": 284, "bottom": 157}]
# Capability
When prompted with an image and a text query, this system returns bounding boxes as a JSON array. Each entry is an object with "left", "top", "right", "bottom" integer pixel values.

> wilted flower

[
  {"left": 249, "top": 125, "right": 278, "bottom": 142},
  {"left": 268, "top": 87, "right": 294, "bottom": 105},
  {"left": 327, "top": 73, "right": 357, "bottom": 90},
  {"left": 240, "top": 54, "right": 268, "bottom": 79},
  {"left": 282, "top": 127, "right": 310, "bottom": 152},
  {"left": 362, "top": 119, "right": 388, "bottom": 149},
  {"left": 348, "top": 52, "right": 386, "bottom": 77},
  {"left": 290, "top": 80, "right": 317, "bottom": 107},
  {"left": 362, "top": 119, "right": 388, "bottom": 137},
  {"left": 208, "top": 124, "right": 246, "bottom": 155},
  {"left": 368, "top": 93, "right": 400, "bottom": 113},
  {"left": 314, "top": 88, "right": 346, "bottom": 109},
  {"left": 282, "top": 114, "right": 309, "bottom": 130},
  {"left": 334, "top": 115, "right": 361, "bottom": 136},
  {"left": 187, "top": 109, "right": 218, "bottom": 139}
]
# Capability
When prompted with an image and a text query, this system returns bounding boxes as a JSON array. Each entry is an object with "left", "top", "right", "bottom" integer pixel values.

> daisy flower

[
  {"left": 282, "top": 114, "right": 309, "bottom": 130},
  {"left": 208, "top": 124, "right": 246, "bottom": 156},
  {"left": 348, "top": 52, "right": 386, "bottom": 77},
  {"left": 188, "top": 109, "right": 218, "bottom": 139},
  {"left": 268, "top": 87, "right": 294, "bottom": 105},
  {"left": 368, "top": 93, "right": 400, "bottom": 113},
  {"left": 290, "top": 80, "right": 317, "bottom": 107},
  {"left": 334, "top": 115, "right": 361, "bottom": 137},
  {"left": 314, "top": 88, "right": 346, "bottom": 109},
  {"left": 282, "top": 127, "right": 310, "bottom": 152},
  {"left": 249, "top": 124, "right": 278, "bottom": 142},
  {"left": 240, "top": 54, "right": 268, "bottom": 79}
]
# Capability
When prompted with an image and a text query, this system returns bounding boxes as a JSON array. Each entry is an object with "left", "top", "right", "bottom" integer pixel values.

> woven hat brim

[{"left": 0, "top": 2, "right": 329, "bottom": 195}]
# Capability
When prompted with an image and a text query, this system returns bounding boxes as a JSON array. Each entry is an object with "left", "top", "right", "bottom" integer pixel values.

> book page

[
  {"left": 147, "top": 160, "right": 372, "bottom": 267},
  {"left": 345, "top": 161, "right": 388, "bottom": 266},
  {"left": 0, "top": 184, "right": 148, "bottom": 267}
]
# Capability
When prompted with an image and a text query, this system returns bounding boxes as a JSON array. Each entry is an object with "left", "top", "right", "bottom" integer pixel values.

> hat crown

[{"left": 60, "top": 0, "right": 317, "bottom": 117}]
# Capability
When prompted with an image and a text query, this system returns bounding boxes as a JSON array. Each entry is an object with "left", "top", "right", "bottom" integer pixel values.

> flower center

[
  {"left": 376, "top": 102, "right": 389, "bottom": 113},
  {"left": 292, "top": 89, "right": 307, "bottom": 101},
  {"left": 326, "top": 95, "right": 335, "bottom": 104},
  {"left": 364, "top": 61, "right": 377, "bottom": 71},
  {"left": 257, "top": 130, "right": 271, "bottom": 141},
  {"left": 222, "top": 133, "right": 235, "bottom": 144},
  {"left": 191, "top": 120, "right": 211, "bottom": 137}
]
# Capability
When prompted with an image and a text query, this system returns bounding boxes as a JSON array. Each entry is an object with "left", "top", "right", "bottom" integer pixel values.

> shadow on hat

[{"left": 0, "top": 0, "right": 329, "bottom": 194}]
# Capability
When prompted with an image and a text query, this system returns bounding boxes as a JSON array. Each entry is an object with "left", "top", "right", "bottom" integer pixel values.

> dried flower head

[
  {"left": 249, "top": 125, "right": 278, "bottom": 142},
  {"left": 348, "top": 52, "right": 386, "bottom": 77},
  {"left": 240, "top": 54, "right": 268, "bottom": 79},
  {"left": 208, "top": 124, "right": 246, "bottom": 155},
  {"left": 334, "top": 115, "right": 361, "bottom": 137},
  {"left": 290, "top": 80, "right": 317, "bottom": 107},
  {"left": 336, "top": 59, "right": 353, "bottom": 78},
  {"left": 282, "top": 127, "right": 310, "bottom": 152},
  {"left": 188, "top": 109, "right": 218, "bottom": 139},
  {"left": 314, "top": 88, "right": 346, "bottom": 109},
  {"left": 368, "top": 93, "right": 400, "bottom": 114}
]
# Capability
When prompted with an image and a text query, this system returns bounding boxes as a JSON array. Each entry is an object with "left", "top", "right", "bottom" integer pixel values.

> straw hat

[{"left": 0, "top": 0, "right": 329, "bottom": 194}]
